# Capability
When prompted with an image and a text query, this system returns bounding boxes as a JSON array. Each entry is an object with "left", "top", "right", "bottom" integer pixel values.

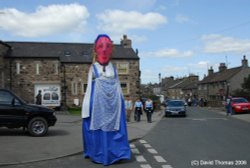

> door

[{"left": 0, "top": 90, "right": 26, "bottom": 126}]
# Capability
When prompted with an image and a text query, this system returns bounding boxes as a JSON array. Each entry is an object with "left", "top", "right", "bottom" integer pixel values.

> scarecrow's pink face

[{"left": 95, "top": 37, "right": 113, "bottom": 65}]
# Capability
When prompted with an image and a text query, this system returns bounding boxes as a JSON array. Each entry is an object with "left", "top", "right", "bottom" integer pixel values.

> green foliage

[
  {"left": 68, "top": 107, "right": 81, "bottom": 115},
  {"left": 233, "top": 89, "right": 249, "bottom": 97},
  {"left": 241, "top": 74, "right": 250, "bottom": 92}
]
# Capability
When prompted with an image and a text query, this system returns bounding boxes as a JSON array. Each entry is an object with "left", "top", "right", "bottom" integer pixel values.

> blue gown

[{"left": 82, "top": 63, "right": 131, "bottom": 165}]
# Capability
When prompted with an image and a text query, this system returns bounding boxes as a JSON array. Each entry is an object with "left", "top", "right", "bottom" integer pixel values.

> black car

[
  {"left": 0, "top": 89, "right": 57, "bottom": 136},
  {"left": 165, "top": 100, "right": 186, "bottom": 117}
]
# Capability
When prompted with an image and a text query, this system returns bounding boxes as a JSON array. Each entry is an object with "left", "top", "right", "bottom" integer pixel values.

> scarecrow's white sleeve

[{"left": 81, "top": 66, "right": 93, "bottom": 118}]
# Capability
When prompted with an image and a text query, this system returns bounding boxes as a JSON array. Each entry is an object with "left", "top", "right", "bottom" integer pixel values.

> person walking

[
  {"left": 145, "top": 98, "right": 154, "bottom": 123},
  {"left": 134, "top": 98, "right": 143, "bottom": 122},
  {"left": 35, "top": 90, "right": 42, "bottom": 105},
  {"left": 125, "top": 96, "right": 133, "bottom": 122},
  {"left": 226, "top": 96, "right": 233, "bottom": 115}
]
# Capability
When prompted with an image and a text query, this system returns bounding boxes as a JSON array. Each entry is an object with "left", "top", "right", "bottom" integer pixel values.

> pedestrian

[
  {"left": 204, "top": 99, "right": 208, "bottom": 107},
  {"left": 35, "top": 90, "right": 42, "bottom": 105},
  {"left": 145, "top": 98, "right": 154, "bottom": 123},
  {"left": 81, "top": 34, "right": 130, "bottom": 165},
  {"left": 134, "top": 98, "right": 143, "bottom": 122},
  {"left": 199, "top": 98, "right": 204, "bottom": 107},
  {"left": 125, "top": 95, "right": 133, "bottom": 122},
  {"left": 188, "top": 97, "right": 192, "bottom": 106},
  {"left": 225, "top": 96, "right": 233, "bottom": 115}
]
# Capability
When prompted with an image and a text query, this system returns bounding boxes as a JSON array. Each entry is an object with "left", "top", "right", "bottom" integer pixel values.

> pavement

[{"left": 0, "top": 110, "right": 165, "bottom": 166}]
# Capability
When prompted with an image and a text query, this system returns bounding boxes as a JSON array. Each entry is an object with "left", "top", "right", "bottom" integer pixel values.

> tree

[{"left": 241, "top": 74, "right": 250, "bottom": 92}]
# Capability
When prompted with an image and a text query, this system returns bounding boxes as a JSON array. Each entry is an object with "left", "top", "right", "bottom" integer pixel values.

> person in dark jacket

[
  {"left": 226, "top": 96, "right": 233, "bottom": 115},
  {"left": 35, "top": 90, "right": 42, "bottom": 105}
]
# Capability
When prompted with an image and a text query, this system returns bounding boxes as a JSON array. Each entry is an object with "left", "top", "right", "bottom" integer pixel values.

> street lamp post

[{"left": 226, "top": 82, "right": 230, "bottom": 98}]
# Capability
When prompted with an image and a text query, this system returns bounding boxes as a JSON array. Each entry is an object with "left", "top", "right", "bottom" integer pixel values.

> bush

[{"left": 68, "top": 107, "right": 81, "bottom": 115}]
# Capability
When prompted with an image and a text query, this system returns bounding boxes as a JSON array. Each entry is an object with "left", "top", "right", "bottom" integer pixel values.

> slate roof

[
  {"left": 4, "top": 41, "right": 139, "bottom": 63},
  {"left": 168, "top": 78, "right": 198, "bottom": 90},
  {"left": 199, "top": 67, "right": 242, "bottom": 84}
]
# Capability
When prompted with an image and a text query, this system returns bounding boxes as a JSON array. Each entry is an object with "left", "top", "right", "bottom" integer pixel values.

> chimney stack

[
  {"left": 208, "top": 66, "right": 214, "bottom": 76},
  {"left": 242, "top": 55, "right": 248, "bottom": 68},
  {"left": 120, "top": 35, "right": 132, "bottom": 48},
  {"left": 219, "top": 63, "right": 227, "bottom": 72}
]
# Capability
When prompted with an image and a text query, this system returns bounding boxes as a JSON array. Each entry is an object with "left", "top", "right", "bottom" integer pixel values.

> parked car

[
  {"left": 165, "top": 100, "right": 186, "bottom": 117},
  {"left": 231, "top": 97, "right": 250, "bottom": 114},
  {"left": 0, "top": 89, "right": 57, "bottom": 136}
]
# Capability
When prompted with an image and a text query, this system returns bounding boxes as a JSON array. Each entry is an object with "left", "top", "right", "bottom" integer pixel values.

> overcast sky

[{"left": 1, "top": 0, "right": 250, "bottom": 84}]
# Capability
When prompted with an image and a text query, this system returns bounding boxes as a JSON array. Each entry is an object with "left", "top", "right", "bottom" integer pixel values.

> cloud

[
  {"left": 201, "top": 34, "right": 250, "bottom": 54},
  {"left": 175, "top": 14, "right": 190, "bottom": 23},
  {"left": 162, "top": 65, "right": 187, "bottom": 75},
  {"left": 0, "top": 3, "right": 89, "bottom": 37},
  {"left": 96, "top": 9, "right": 167, "bottom": 34},
  {"left": 141, "top": 69, "right": 161, "bottom": 84},
  {"left": 188, "top": 61, "right": 210, "bottom": 69},
  {"left": 123, "top": 0, "right": 157, "bottom": 11},
  {"left": 141, "top": 48, "right": 193, "bottom": 58}
]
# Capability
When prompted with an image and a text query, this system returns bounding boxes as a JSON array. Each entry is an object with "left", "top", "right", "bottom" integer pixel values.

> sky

[{"left": 1, "top": 0, "right": 250, "bottom": 84}]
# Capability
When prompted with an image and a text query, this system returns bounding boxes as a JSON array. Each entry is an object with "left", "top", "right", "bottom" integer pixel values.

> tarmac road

[{"left": 0, "top": 110, "right": 164, "bottom": 166}]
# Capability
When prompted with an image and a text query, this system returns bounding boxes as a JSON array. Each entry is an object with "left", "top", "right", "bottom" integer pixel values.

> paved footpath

[
  {"left": 0, "top": 110, "right": 164, "bottom": 166},
  {"left": 206, "top": 106, "right": 250, "bottom": 123}
]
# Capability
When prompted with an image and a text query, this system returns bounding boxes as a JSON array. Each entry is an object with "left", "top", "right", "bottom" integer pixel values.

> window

[
  {"left": 52, "top": 92, "right": 59, "bottom": 100},
  {"left": 43, "top": 93, "right": 50, "bottom": 100},
  {"left": 16, "top": 62, "right": 20, "bottom": 74},
  {"left": 72, "top": 81, "right": 78, "bottom": 95},
  {"left": 0, "top": 91, "right": 14, "bottom": 105},
  {"left": 81, "top": 83, "right": 88, "bottom": 94},
  {"left": 54, "top": 63, "right": 59, "bottom": 75},
  {"left": 116, "top": 63, "right": 129, "bottom": 74},
  {"left": 1, "top": 72, "right": 4, "bottom": 88},
  {"left": 36, "top": 63, "right": 40, "bottom": 75},
  {"left": 120, "top": 82, "right": 129, "bottom": 94}
]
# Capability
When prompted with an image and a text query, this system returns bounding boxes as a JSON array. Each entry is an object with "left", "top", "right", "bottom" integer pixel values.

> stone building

[
  {"left": 0, "top": 35, "right": 140, "bottom": 109},
  {"left": 198, "top": 56, "right": 250, "bottom": 106},
  {"left": 165, "top": 75, "right": 199, "bottom": 100}
]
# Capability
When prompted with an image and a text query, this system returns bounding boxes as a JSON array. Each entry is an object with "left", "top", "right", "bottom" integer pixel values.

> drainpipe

[
  {"left": 7, "top": 48, "right": 13, "bottom": 90},
  {"left": 62, "top": 63, "right": 67, "bottom": 110}
]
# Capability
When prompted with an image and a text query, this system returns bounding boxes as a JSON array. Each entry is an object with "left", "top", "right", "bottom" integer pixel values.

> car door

[{"left": 0, "top": 90, "right": 26, "bottom": 126}]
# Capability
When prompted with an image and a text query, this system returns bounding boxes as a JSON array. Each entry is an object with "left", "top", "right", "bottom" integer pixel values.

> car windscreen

[
  {"left": 168, "top": 101, "right": 184, "bottom": 107},
  {"left": 233, "top": 98, "right": 248, "bottom": 103}
]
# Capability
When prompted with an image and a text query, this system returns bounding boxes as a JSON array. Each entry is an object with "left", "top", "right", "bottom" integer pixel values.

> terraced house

[
  {"left": 0, "top": 35, "right": 140, "bottom": 109},
  {"left": 198, "top": 56, "right": 250, "bottom": 106}
]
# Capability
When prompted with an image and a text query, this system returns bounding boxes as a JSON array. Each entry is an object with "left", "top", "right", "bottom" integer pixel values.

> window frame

[
  {"left": 120, "top": 82, "right": 130, "bottom": 95},
  {"left": 71, "top": 81, "right": 78, "bottom": 95},
  {"left": 16, "top": 62, "right": 20, "bottom": 75},
  {"left": 116, "top": 62, "right": 129, "bottom": 75}
]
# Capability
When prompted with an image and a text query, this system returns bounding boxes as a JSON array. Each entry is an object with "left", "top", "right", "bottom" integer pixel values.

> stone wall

[
  {"left": 10, "top": 58, "right": 61, "bottom": 103},
  {"left": 0, "top": 44, "right": 9, "bottom": 88},
  {"left": 5, "top": 58, "right": 140, "bottom": 108}
]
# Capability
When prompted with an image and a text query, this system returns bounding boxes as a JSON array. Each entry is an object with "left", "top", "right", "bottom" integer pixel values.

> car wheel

[{"left": 28, "top": 117, "right": 48, "bottom": 137}]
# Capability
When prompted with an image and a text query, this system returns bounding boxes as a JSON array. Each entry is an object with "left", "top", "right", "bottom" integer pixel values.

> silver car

[{"left": 165, "top": 100, "right": 186, "bottom": 117}]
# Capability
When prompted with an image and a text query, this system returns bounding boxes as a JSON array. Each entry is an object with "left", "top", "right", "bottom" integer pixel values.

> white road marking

[
  {"left": 144, "top": 144, "right": 152, "bottom": 148},
  {"left": 131, "top": 141, "right": 173, "bottom": 167},
  {"left": 131, "top": 148, "right": 140, "bottom": 154},
  {"left": 135, "top": 155, "right": 147, "bottom": 162},
  {"left": 154, "top": 156, "right": 167, "bottom": 163},
  {"left": 130, "top": 144, "right": 135, "bottom": 148},
  {"left": 139, "top": 139, "right": 147, "bottom": 144},
  {"left": 191, "top": 118, "right": 206, "bottom": 121},
  {"left": 188, "top": 118, "right": 227, "bottom": 121},
  {"left": 147, "top": 148, "right": 158, "bottom": 154},
  {"left": 140, "top": 164, "right": 152, "bottom": 168}
]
